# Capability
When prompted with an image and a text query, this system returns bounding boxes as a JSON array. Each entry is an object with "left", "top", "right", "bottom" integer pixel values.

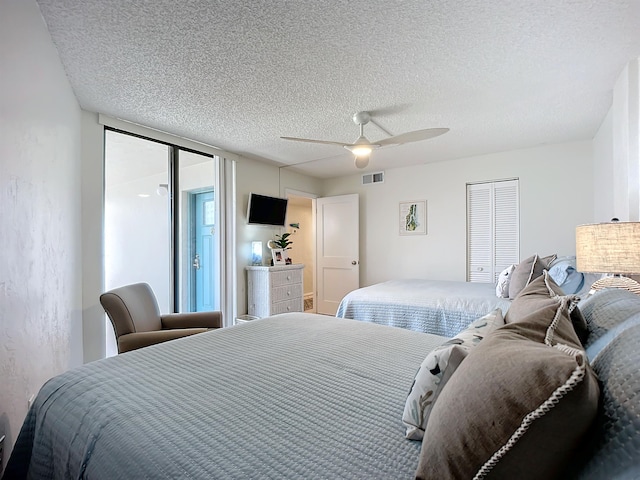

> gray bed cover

[
  {"left": 336, "top": 279, "right": 512, "bottom": 337},
  {"left": 5, "top": 313, "right": 446, "bottom": 479}
]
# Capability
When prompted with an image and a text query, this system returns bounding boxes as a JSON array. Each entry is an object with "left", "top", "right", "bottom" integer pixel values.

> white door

[{"left": 316, "top": 194, "right": 359, "bottom": 315}]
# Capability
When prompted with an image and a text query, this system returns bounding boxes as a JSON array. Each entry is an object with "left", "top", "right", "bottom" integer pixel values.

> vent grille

[{"left": 362, "top": 171, "right": 384, "bottom": 185}]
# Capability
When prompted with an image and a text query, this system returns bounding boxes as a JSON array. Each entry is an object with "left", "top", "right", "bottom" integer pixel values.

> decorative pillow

[
  {"left": 508, "top": 253, "right": 557, "bottom": 299},
  {"left": 402, "top": 309, "right": 504, "bottom": 440},
  {"left": 549, "top": 260, "right": 585, "bottom": 295},
  {"left": 507, "top": 272, "right": 589, "bottom": 345},
  {"left": 415, "top": 271, "right": 599, "bottom": 480},
  {"left": 496, "top": 264, "right": 516, "bottom": 298}
]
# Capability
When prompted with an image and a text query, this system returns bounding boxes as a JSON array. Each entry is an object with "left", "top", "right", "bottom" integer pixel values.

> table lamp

[{"left": 575, "top": 220, "right": 640, "bottom": 294}]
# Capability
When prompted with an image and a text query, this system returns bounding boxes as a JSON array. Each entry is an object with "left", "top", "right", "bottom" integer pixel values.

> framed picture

[
  {"left": 271, "top": 248, "right": 286, "bottom": 265},
  {"left": 399, "top": 200, "right": 427, "bottom": 235}
]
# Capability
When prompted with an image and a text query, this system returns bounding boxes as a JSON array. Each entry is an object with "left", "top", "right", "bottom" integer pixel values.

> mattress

[
  {"left": 5, "top": 313, "right": 447, "bottom": 479},
  {"left": 336, "top": 279, "right": 512, "bottom": 337}
]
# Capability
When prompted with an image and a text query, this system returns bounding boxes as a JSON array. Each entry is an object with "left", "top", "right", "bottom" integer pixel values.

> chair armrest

[
  {"left": 118, "top": 329, "right": 208, "bottom": 353},
  {"left": 161, "top": 311, "right": 223, "bottom": 329}
]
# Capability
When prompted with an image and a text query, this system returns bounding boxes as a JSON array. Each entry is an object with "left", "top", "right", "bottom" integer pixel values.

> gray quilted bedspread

[
  {"left": 5, "top": 313, "right": 446, "bottom": 479},
  {"left": 571, "top": 323, "right": 640, "bottom": 479},
  {"left": 336, "top": 279, "right": 512, "bottom": 337}
]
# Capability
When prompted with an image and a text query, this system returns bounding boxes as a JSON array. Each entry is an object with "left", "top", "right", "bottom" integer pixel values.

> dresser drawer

[
  {"left": 271, "top": 269, "right": 302, "bottom": 287},
  {"left": 271, "top": 298, "right": 304, "bottom": 315},
  {"left": 271, "top": 283, "right": 303, "bottom": 303}
]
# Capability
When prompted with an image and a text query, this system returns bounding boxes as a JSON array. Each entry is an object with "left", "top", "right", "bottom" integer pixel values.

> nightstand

[{"left": 246, "top": 264, "right": 304, "bottom": 317}]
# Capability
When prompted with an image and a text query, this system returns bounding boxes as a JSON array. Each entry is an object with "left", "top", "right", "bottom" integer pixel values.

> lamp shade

[{"left": 576, "top": 222, "right": 640, "bottom": 274}]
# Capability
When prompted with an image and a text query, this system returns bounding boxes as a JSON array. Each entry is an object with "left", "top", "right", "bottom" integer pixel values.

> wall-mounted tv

[{"left": 247, "top": 193, "right": 288, "bottom": 226}]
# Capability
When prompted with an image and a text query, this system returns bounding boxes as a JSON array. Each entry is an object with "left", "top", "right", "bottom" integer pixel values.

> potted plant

[
  {"left": 268, "top": 233, "right": 294, "bottom": 265},
  {"left": 272, "top": 232, "right": 293, "bottom": 250}
]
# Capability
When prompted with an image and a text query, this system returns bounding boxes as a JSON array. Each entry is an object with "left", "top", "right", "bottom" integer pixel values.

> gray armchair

[{"left": 100, "top": 282, "right": 222, "bottom": 353}]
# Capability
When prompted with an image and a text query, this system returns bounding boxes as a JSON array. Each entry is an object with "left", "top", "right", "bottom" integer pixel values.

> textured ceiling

[{"left": 36, "top": 0, "right": 640, "bottom": 179}]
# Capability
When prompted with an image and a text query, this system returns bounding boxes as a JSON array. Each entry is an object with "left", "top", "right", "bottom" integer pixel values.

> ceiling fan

[{"left": 281, "top": 111, "right": 449, "bottom": 168}]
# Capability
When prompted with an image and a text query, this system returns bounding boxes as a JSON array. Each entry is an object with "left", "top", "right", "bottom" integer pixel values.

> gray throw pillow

[
  {"left": 416, "top": 271, "right": 599, "bottom": 480},
  {"left": 508, "top": 253, "right": 557, "bottom": 299}
]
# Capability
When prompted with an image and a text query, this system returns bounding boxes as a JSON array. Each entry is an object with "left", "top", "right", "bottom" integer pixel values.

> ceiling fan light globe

[{"left": 354, "top": 155, "right": 369, "bottom": 169}]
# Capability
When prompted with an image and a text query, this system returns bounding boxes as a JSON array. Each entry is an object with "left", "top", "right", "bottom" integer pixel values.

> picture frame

[
  {"left": 271, "top": 248, "right": 286, "bottom": 265},
  {"left": 399, "top": 200, "right": 427, "bottom": 235}
]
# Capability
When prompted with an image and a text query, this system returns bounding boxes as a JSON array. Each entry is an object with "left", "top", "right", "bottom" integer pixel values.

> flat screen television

[{"left": 247, "top": 193, "right": 288, "bottom": 226}]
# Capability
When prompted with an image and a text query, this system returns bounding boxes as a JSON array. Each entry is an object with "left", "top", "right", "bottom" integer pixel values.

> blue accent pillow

[{"left": 549, "top": 261, "right": 584, "bottom": 295}]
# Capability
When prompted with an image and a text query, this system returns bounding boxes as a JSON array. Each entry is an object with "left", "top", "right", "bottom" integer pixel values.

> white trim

[
  {"left": 98, "top": 114, "right": 240, "bottom": 161},
  {"left": 284, "top": 188, "right": 318, "bottom": 200},
  {"left": 219, "top": 157, "right": 237, "bottom": 327}
]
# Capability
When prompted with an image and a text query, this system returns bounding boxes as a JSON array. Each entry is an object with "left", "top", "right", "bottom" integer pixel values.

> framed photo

[
  {"left": 399, "top": 200, "right": 427, "bottom": 235},
  {"left": 271, "top": 248, "right": 286, "bottom": 265}
]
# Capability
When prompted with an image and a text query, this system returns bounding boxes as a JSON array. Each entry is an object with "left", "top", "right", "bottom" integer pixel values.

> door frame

[
  {"left": 189, "top": 188, "right": 216, "bottom": 312},
  {"left": 285, "top": 189, "right": 318, "bottom": 311},
  {"left": 284, "top": 189, "right": 360, "bottom": 315}
]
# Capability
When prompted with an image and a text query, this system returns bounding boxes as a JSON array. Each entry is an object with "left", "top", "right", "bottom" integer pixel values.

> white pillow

[
  {"left": 496, "top": 264, "right": 516, "bottom": 298},
  {"left": 402, "top": 309, "right": 505, "bottom": 440}
]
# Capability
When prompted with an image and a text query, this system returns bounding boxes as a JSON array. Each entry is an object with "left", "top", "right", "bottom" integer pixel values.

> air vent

[{"left": 362, "top": 171, "right": 384, "bottom": 185}]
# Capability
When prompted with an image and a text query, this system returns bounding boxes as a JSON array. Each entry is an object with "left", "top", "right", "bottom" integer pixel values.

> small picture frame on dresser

[{"left": 271, "top": 248, "right": 286, "bottom": 265}]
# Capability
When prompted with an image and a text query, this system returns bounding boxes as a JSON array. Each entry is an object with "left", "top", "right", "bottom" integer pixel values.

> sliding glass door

[{"left": 104, "top": 130, "right": 220, "bottom": 354}]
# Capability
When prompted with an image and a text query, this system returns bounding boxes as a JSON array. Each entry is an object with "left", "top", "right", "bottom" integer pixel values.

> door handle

[
  {"left": 352, "top": 260, "right": 358, "bottom": 265},
  {"left": 193, "top": 253, "right": 201, "bottom": 270}
]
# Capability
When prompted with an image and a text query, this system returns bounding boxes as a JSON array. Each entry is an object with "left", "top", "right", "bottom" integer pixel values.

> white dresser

[{"left": 246, "top": 264, "right": 304, "bottom": 318}]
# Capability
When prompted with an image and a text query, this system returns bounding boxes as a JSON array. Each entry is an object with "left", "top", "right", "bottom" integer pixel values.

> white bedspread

[
  {"left": 5, "top": 313, "right": 447, "bottom": 479},
  {"left": 336, "top": 279, "right": 512, "bottom": 337}
]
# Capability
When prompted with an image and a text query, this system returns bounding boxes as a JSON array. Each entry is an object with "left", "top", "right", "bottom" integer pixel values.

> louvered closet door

[
  {"left": 467, "top": 183, "right": 493, "bottom": 282},
  {"left": 493, "top": 180, "right": 519, "bottom": 281},
  {"left": 467, "top": 180, "right": 519, "bottom": 283}
]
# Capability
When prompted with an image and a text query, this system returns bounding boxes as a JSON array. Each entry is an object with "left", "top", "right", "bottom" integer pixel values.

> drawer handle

[
  {"left": 287, "top": 290, "right": 291, "bottom": 296},
  {"left": 287, "top": 306, "right": 291, "bottom": 311},
  {"left": 286, "top": 275, "right": 291, "bottom": 281}
]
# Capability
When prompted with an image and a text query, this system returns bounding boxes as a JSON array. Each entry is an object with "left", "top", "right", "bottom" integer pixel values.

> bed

[
  {"left": 4, "top": 313, "right": 447, "bottom": 479},
  {"left": 336, "top": 279, "right": 512, "bottom": 337},
  {"left": 7, "top": 288, "right": 636, "bottom": 479}
]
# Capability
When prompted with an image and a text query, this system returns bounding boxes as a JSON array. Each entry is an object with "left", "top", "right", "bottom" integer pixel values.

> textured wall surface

[{"left": 0, "top": 0, "right": 83, "bottom": 467}]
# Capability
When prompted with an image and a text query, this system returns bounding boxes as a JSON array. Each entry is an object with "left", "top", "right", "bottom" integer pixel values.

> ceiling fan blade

[
  {"left": 280, "top": 136, "right": 347, "bottom": 147},
  {"left": 367, "top": 104, "right": 410, "bottom": 118},
  {"left": 376, "top": 128, "right": 449, "bottom": 146}
]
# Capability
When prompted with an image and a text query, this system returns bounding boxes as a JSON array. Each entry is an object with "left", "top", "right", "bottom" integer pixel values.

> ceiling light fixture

[
  {"left": 344, "top": 127, "right": 377, "bottom": 168},
  {"left": 281, "top": 111, "right": 449, "bottom": 170},
  {"left": 353, "top": 151, "right": 371, "bottom": 168}
]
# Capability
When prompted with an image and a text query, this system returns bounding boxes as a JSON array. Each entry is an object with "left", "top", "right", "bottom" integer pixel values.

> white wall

[
  {"left": 593, "top": 108, "right": 615, "bottom": 222},
  {"left": 323, "top": 141, "right": 594, "bottom": 286},
  {"left": 593, "top": 58, "right": 640, "bottom": 221},
  {"left": 0, "top": 0, "right": 83, "bottom": 467},
  {"left": 235, "top": 160, "right": 323, "bottom": 316}
]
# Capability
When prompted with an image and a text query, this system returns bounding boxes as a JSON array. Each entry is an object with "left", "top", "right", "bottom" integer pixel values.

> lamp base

[{"left": 589, "top": 276, "right": 640, "bottom": 295}]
